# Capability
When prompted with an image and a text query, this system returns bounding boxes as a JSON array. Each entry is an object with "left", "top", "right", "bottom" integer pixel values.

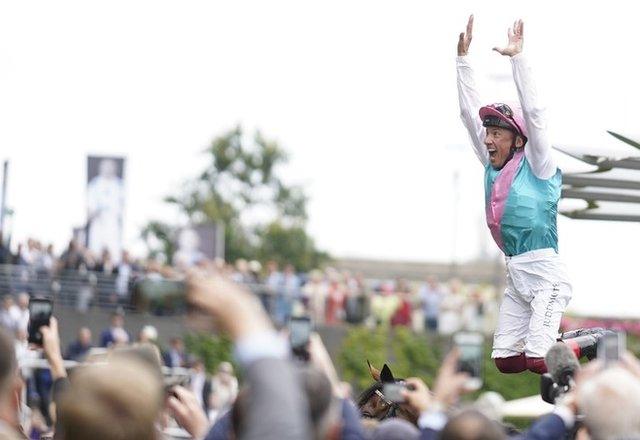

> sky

[{"left": 0, "top": 0, "right": 640, "bottom": 317}]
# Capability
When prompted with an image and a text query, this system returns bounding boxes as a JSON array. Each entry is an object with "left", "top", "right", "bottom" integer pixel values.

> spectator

[
  {"left": 187, "top": 271, "right": 312, "bottom": 440},
  {"left": 137, "top": 325, "right": 158, "bottom": 344},
  {"left": 0, "top": 296, "right": 18, "bottom": 332},
  {"left": 371, "top": 283, "right": 400, "bottom": 327},
  {"left": 58, "top": 357, "right": 163, "bottom": 440},
  {"left": 99, "top": 311, "right": 130, "bottom": 347},
  {"left": 391, "top": 286, "right": 413, "bottom": 328},
  {"left": 115, "top": 250, "right": 135, "bottom": 303},
  {"left": 210, "top": 361, "right": 239, "bottom": 414},
  {"left": 64, "top": 327, "right": 93, "bottom": 361},
  {"left": 164, "top": 337, "right": 186, "bottom": 368},
  {"left": 13, "top": 293, "right": 29, "bottom": 333},
  {"left": 439, "top": 280, "right": 465, "bottom": 335},
  {"left": 59, "top": 239, "right": 83, "bottom": 271},
  {"left": 0, "top": 327, "right": 22, "bottom": 438},
  {"left": 325, "top": 277, "right": 346, "bottom": 325},
  {"left": 190, "top": 359, "right": 212, "bottom": 412},
  {"left": 419, "top": 276, "right": 443, "bottom": 333},
  {"left": 577, "top": 362, "right": 640, "bottom": 440},
  {"left": 303, "top": 270, "right": 328, "bottom": 325},
  {"left": 41, "top": 244, "right": 56, "bottom": 273}
]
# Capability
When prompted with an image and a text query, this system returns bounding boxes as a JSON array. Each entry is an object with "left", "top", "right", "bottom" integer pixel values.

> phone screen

[
  {"left": 382, "top": 383, "right": 406, "bottom": 403},
  {"left": 454, "top": 332, "right": 483, "bottom": 390},
  {"left": 289, "top": 317, "right": 311, "bottom": 349},
  {"left": 598, "top": 332, "right": 625, "bottom": 366},
  {"left": 28, "top": 298, "right": 53, "bottom": 345}
]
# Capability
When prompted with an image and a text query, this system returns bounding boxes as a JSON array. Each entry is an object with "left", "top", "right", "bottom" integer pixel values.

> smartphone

[
  {"left": 382, "top": 382, "right": 406, "bottom": 404},
  {"left": 28, "top": 298, "right": 53, "bottom": 345},
  {"left": 132, "top": 278, "right": 187, "bottom": 313},
  {"left": 289, "top": 316, "right": 312, "bottom": 350},
  {"left": 598, "top": 331, "right": 625, "bottom": 366},
  {"left": 453, "top": 332, "right": 483, "bottom": 391}
]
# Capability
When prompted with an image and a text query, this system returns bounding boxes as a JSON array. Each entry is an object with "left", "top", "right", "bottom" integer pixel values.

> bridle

[{"left": 373, "top": 389, "right": 400, "bottom": 420}]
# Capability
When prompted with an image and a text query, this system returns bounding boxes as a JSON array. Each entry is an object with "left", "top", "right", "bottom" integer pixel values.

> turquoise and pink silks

[{"left": 484, "top": 150, "right": 562, "bottom": 257}]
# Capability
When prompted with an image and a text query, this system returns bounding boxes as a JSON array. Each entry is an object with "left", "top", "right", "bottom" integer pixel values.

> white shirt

[{"left": 456, "top": 54, "right": 557, "bottom": 180}]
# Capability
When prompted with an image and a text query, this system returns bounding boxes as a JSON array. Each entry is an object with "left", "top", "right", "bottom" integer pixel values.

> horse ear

[
  {"left": 380, "top": 364, "right": 395, "bottom": 383},
  {"left": 367, "top": 360, "right": 381, "bottom": 382}
]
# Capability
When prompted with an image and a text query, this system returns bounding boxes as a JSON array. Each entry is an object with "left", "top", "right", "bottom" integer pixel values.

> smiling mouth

[{"left": 487, "top": 148, "right": 497, "bottom": 159}]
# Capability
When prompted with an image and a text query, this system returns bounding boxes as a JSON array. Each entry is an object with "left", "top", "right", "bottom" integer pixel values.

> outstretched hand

[
  {"left": 493, "top": 19, "right": 524, "bottom": 57},
  {"left": 457, "top": 15, "right": 474, "bottom": 56}
]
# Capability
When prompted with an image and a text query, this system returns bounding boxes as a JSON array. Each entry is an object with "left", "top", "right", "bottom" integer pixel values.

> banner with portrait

[{"left": 86, "top": 156, "right": 126, "bottom": 262}]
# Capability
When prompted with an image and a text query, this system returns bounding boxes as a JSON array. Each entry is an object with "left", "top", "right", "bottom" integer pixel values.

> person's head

[
  {"left": 78, "top": 327, "right": 92, "bottom": 346},
  {"left": 1, "top": 296, "right": 13, "bottom": 311},
  {"left": 266, "top": 260, "right": 279, "bottom": 273},
  {"left": 170, "top": 337, "right": 183, "bottom": 351},
  {"left": 578, "top": 366, "right": 640, "bottom": 440},
  {"left": 480, "top": 103, "right": 527, "bottom": 170},
  {"left": 58, "top": 358, "right": 162, "bottom": 440},
  {"left": 192, "top": 359, "right": 205, "bottom": 373},
  {"left": 440, "top": 409, "right": 506, "bottom": 440},
  {"left": 217, "top": 361, "right": 234, "bottom": 376},
  {"left": 298, "top": 366, "right": 342, "bottom": 440},
  {"left": 284, "top": 264, "right": 295, "bottom": 275},
  {"left": 426, "top": 276, "right": 438, "bottom": 289},
  {"left": 110, "top": 312, "right": 124, "bottom": 328},
  {"left": 371, "top": 418, "right": 420, "bottom": 440},
  {"left": 98, "top": 159, "right": 118, "bottom": 178},
  {"left": 16, "top": 293, "right": 29, "bottom": 311},
  {"left": 138, "top": 325, "right": 157, "bottom": 343}
]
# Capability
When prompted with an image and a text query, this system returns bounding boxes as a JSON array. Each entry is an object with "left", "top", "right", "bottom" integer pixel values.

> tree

[{"left": 142, "top": 126, "right": 329, "bottom": 271}]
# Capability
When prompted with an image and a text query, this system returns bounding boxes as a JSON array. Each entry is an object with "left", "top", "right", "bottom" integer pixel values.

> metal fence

[{"left": 0, "top": 264, "right": 132, "bottom": 311}]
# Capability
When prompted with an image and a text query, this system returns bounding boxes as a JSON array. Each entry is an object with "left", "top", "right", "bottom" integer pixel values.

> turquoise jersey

[{"left": 484, "top": 150, "right": 561, "bottom": 256}]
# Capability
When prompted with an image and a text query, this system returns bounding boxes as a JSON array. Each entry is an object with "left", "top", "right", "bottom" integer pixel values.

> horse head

[{"left": 357, "top": 361, "right": 419, "bottom": 425}]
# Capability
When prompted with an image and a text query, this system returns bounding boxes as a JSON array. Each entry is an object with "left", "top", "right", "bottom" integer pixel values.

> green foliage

[
  {"left": 257, "top": 222, "right": 330, "bottom": 272},
  {"left": 142, "top": 125, "right": 328, "bottom": 270},
  {"left": 337, "top": 326, "right": 539, "bottom": 400},
  {"left": 184, "top": 332, "right": 236, "bottom": 375}
]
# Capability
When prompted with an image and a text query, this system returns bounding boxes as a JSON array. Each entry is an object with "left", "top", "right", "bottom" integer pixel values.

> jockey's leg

[
  {"left": 492, "top": 287, "right": 531, "bottom": 373},
  {"left": 523, "top": 282, "right": 572, "bottom": 374},
  {"left": 494, "top": 354, "right": 527, "bottom": 373}
]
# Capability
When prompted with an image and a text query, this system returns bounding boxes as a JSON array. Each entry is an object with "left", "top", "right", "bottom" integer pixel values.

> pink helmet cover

[{"left": 479, "top": 103, "right": 528, "bottom": 140}]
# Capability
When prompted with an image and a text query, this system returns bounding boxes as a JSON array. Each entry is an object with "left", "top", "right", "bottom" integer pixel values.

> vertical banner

[{"left": 87, "top": 156, "right": 126, "bottom": 263}]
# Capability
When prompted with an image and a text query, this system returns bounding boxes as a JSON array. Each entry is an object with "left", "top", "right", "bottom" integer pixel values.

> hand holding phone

[{"left": 28, "top": 298, "right": 53, "bottom": 346}]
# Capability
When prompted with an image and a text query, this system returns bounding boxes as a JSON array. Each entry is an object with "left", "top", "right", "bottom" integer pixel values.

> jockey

[{"left": 456, "top": 16, "right": 606, "bottom": 374}]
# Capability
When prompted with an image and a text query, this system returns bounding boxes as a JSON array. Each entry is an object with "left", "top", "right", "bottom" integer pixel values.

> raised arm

[
  {"left": 494, "top": 20, "right": 557, "bottom": 180},
  {"left": 456, "top": 15, "right": 489, "bottom": 166}
]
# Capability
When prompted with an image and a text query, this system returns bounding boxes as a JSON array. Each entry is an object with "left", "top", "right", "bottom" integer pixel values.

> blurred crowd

[
  {"left": 0, "top": 235, "right": 500, "bottom": 337},
  {"left": 0, "top": 269, "right": 638, "bottom": 440},
  {"left": 0, "top": 295, "right": 240, "bottom": 439}
]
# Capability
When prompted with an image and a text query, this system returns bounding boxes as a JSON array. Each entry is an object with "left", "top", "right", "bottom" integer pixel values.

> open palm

[{"left": 493, "top": 19, "right": 524, "bottom": 57}]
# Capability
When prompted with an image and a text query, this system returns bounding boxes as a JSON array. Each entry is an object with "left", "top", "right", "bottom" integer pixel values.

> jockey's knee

[{"left": 494, "top": 354, "right": 527, "bottom": 373}]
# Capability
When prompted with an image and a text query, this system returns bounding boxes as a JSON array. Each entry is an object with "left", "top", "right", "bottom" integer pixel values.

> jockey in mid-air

[{"left": 456, "top": 16, "right": 606, "bottom": 374}]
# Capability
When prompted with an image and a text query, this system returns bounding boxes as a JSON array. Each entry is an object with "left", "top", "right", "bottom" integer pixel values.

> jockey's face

[{"left": 484, "top": 127, "right": 524, "bottom": 169}]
